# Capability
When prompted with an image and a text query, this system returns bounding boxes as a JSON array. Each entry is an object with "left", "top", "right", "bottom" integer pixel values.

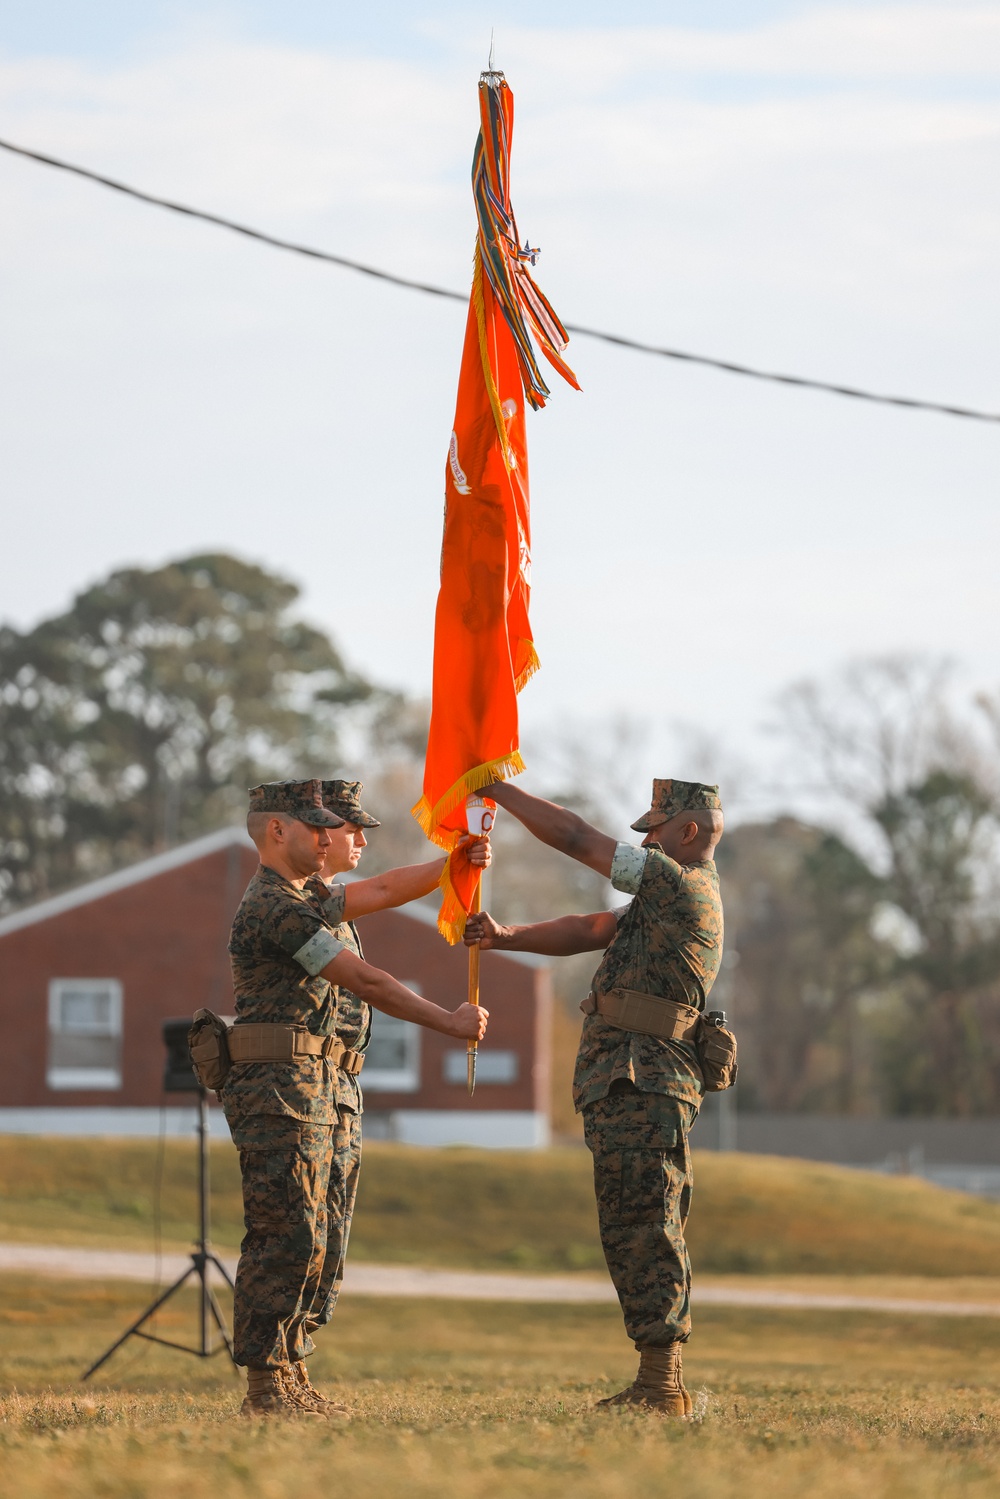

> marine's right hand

[
  {"left": 448, "top": 1004, "right": 490, "bottom": 1041},
  {"left": 463, "top": 911, "right": 507, "bottom": 950}
]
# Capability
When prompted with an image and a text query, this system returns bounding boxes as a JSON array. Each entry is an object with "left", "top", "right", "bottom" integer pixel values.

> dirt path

[{"left": 2, "top": 1243, "right": 1000, "bottom": 1317}]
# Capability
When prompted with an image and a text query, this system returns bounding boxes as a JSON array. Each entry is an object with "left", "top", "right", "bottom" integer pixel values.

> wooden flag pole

[
  {"left": 467, "top": 875, "right": 482, "bottom": 1096},
  {"left": 464, "top": 795, "right": 496, "bottom": 1097}
]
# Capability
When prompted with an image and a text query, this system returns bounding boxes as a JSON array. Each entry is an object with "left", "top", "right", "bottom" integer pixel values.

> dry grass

[
  {"left": 4, "top": 1135, "right": 1000, "bottom": 1276},
  {"left": 1, "top": 1274, "right": 1000, "bottom": 1497},
  {"left": 691, "top": 1151, "right": 1000, "bottom": 1275}
]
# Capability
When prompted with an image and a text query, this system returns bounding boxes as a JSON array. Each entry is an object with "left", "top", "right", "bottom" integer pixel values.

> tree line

[
  {"left": 2, "top": 554, "right": 998, "bottom": 1117},
  {"left": 723, "top": 659, "right": 1000, "bottom": 1117}
]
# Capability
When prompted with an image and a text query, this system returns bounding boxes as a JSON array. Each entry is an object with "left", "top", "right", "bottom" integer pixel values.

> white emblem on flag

[
  {"left": 502, "top": 399, "right": 519, "bottom": 470},
  {"left": 449, "top": 432, "right": 471, "bottom": 494},
  {"left": 517, "top": 517, "right": 531, "bottom": 587}
]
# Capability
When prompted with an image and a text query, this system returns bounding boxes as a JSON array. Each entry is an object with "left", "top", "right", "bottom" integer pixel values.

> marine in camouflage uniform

[
  {"left": 224, "top": 777, "right": 490, "bottom": 1419},
  {"left": 222, "top": 784, "right": 367, "bottom": 1385},
  {"left": 465, "top": 777, "right": 724, "bottom": 1414},
  {"left": 298, "top": 780, "right": 379, "bottom": 1346},
  {"left": 577, "top": 818, "right": 723, "bottom": 1353}
]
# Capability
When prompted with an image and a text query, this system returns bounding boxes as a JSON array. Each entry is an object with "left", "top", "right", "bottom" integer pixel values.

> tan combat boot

[
  {"left": 282, "top": 1361, "right": 352, "bottom": 1419},
  {"left": 240, "top": 1366, "right": 324, "bottom": 1420},
  {"left": 596, "top": 1343, "right": 692, "bottom": 1416}
]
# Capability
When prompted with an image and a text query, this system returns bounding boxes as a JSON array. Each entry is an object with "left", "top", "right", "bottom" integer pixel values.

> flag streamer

[
  {"left": 413, "top": 71, "right": 579, "bottom": 943},
  {"left": 472, "top": 74, "right": 580, "bottom": 411}
]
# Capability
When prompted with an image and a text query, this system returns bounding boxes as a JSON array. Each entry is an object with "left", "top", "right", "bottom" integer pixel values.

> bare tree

[
  {"left": 523, "top": 712, "right": 652, "bottom": 838},
  {"left": 770, "top": 654, "right": 1000, "bottom": 1115},
  {"left": 777, "top": 655, "right": 975, "bottom": 811}
]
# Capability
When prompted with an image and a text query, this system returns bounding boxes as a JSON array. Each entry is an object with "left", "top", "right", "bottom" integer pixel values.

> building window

[
  {"left": 443, "top": 1049, "right": 519, "bottom": 1085},
  {"left": 363, "top": 990, "right": 421, "bottom": 1092},
  {"left": 47, "top": 979, "right": 123, "bottom": 1091}
]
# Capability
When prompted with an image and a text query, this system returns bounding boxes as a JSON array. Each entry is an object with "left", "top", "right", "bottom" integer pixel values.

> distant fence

[{"left": 692, "top": 1100, "right": 1000, "bottom": 1196}]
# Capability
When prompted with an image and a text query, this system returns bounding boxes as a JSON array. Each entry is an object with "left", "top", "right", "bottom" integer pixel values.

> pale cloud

[
  {"left": 494, "top": 6, "right": 1000, "bottom": 85},
  {"left": 1, "top": 5, "right": 997, "bottom": 779},
  {"left": 0, "top": 47, "right": 468, "bottom": 213}
]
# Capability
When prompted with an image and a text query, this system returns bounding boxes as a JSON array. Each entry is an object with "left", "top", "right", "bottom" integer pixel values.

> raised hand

[
  {"left": 455, "top": 831, "right": 492, "bottom": 869},
  {"left": 463, "top": 910, "right": 507, "bottom": 949}
]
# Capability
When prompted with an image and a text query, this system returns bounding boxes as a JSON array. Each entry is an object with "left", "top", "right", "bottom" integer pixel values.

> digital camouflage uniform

[
  {"left": 576, "top": 810, "right": 723, "bottom": 1350},
  {"left": 302, "top": 878, "right": 369, "bottom": 1343},
  {"left": 222, "top": 866, "right": 370, "bottom": 1369}
]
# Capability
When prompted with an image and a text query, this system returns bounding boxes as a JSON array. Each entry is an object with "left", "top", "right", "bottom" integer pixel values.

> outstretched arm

[
  {"left": 487, "top": 782, "right": 616, "bottom": 877},
  {"left": 342, "top": 835, "right": 491, "bottom": 918},
  {"left": 321, "top": 950, "right": 488, "bottom": 1040},
  {"left": 343, "top": 858, "right": 443, "bottom": 917},
  {"left": 464, "top": 908, "right": 618, "bottom": 956}
]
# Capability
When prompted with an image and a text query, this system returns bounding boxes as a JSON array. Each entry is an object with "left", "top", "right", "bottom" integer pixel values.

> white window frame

[
  {"left": 443, "top": 1049, "right": 520, "bottom": 1086},
  {"left": 363, "top": 984, "right": 422, "bottom": 1092},
  {"left": 47, "top": 978, "right": 123, "bottom": 1091}
]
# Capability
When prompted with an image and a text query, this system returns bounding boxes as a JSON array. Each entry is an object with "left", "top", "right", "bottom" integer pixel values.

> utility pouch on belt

[
  {"left": 188, "top": 1009, "right": 232, "bottom": 1091},
  {"left": 582, "top": 989, "right": 738, "bottom": 1092},
  {"left": 697, "top": 1010, "right": 738, "bottom": 1093},
  {"left": 187, "top": 1014, "right": 365, "bottom": 1090}
]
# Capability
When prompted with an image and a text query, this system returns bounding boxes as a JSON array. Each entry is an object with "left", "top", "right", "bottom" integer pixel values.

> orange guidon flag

[{"left": 412, "top": 70, "right": 580, "bottom": 943}]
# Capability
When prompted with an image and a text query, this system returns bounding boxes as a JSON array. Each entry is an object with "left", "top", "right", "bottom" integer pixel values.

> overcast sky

[{"left": 2, "top": 2, "right": 997, "bottom": 814}]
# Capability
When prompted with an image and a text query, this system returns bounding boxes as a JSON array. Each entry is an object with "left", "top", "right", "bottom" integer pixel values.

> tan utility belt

[
  {"left": 581, "top": 987, "right": 701, "bottom": 1041},
  {"left": 227, "top": 1023, "right": 365, "bottom": 1076}
]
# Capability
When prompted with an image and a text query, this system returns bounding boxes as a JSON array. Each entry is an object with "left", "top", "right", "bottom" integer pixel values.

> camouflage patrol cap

[
  {"left": 630, "top": 778, "right": 722, "bottom": 831},
  {"left": 321, "top": 779, "right": 381, "bottom": 829},
  {"left": 247, "top": 779, "right": 346, "bottom": 828}
]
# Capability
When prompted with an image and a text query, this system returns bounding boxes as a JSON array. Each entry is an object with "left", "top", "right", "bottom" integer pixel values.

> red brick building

[{"left": 0, "top": 828, "right": 552, "bottom": 1146}]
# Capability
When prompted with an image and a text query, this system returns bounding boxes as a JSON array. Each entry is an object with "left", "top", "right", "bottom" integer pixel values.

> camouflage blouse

[
  {"left": 306, "top": 876, "right": 372, "bottom": 1114},
  {"left": 573, "top": 844, "right": 724, "bottom": 1113},
  {"left": 221, "top": 864, "right": 353, "bottom": 1125}
]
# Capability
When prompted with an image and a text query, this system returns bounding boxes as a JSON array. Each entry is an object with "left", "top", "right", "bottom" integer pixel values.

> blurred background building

[{"left": 0, "top": 827, "right": 552, "bottom": 1147}]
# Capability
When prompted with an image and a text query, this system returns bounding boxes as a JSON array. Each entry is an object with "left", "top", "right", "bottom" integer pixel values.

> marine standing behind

[
  {"left": 291, "top": 778, "right": 477, "bottom": 1377},
  {"left": 465, "top": 777, "right": 725, "bottom": 1415}
]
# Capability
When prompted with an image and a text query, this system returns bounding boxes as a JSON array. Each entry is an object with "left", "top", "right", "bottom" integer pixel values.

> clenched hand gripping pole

[{"left": 465, "top": 796, "right": 496, "bottom": 1095}]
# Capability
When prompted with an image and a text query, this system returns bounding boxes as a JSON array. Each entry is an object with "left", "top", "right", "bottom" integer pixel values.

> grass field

[
  {"left": 2, "top": 1274, "right": 1000, "bottom": 1498},
  {"left": 5, "top": 1139, "right": 1000, "bottom": 1494},
  {"left": 4, "top": 1134, "right": 1000, "bottom": 1276}
]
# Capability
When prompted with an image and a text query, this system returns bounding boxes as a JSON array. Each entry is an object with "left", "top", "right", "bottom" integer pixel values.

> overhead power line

[{"left": 1, "top": 133, "right": 996, "bottom": 426}]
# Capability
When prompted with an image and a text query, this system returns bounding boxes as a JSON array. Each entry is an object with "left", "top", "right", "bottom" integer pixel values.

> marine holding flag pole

[{"left": 412, "top": 69, "right": 580, "bottom": 971}]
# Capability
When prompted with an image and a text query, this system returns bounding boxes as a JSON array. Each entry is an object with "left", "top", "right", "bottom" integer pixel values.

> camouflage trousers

[
  {"left": 582, "top": 1080, "right": 696, "bottom": 1348},
  {"left": 229, "top": 1108, "right": 362, "bottom": 1368}
]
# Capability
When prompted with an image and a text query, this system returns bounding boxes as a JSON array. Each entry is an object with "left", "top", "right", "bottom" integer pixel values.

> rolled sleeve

[
  {"left": 610, "top": 842, "right": 648, "bottom": 895},
  {"left": 309, "top": 879, "right": 347, "bottom": 926},
  {"left": 292, "top": 927, "right": 345, "bottom": 976}
]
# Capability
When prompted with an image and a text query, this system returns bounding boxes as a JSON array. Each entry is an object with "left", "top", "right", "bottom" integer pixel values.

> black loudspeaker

[{"left": 162, "top": 1017, "right": 199, "bottom": 1093}]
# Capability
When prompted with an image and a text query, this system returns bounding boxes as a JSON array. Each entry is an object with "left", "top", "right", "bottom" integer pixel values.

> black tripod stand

[{"left": 82, "top": 1027, "right": 236, "bottom": 1380}]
